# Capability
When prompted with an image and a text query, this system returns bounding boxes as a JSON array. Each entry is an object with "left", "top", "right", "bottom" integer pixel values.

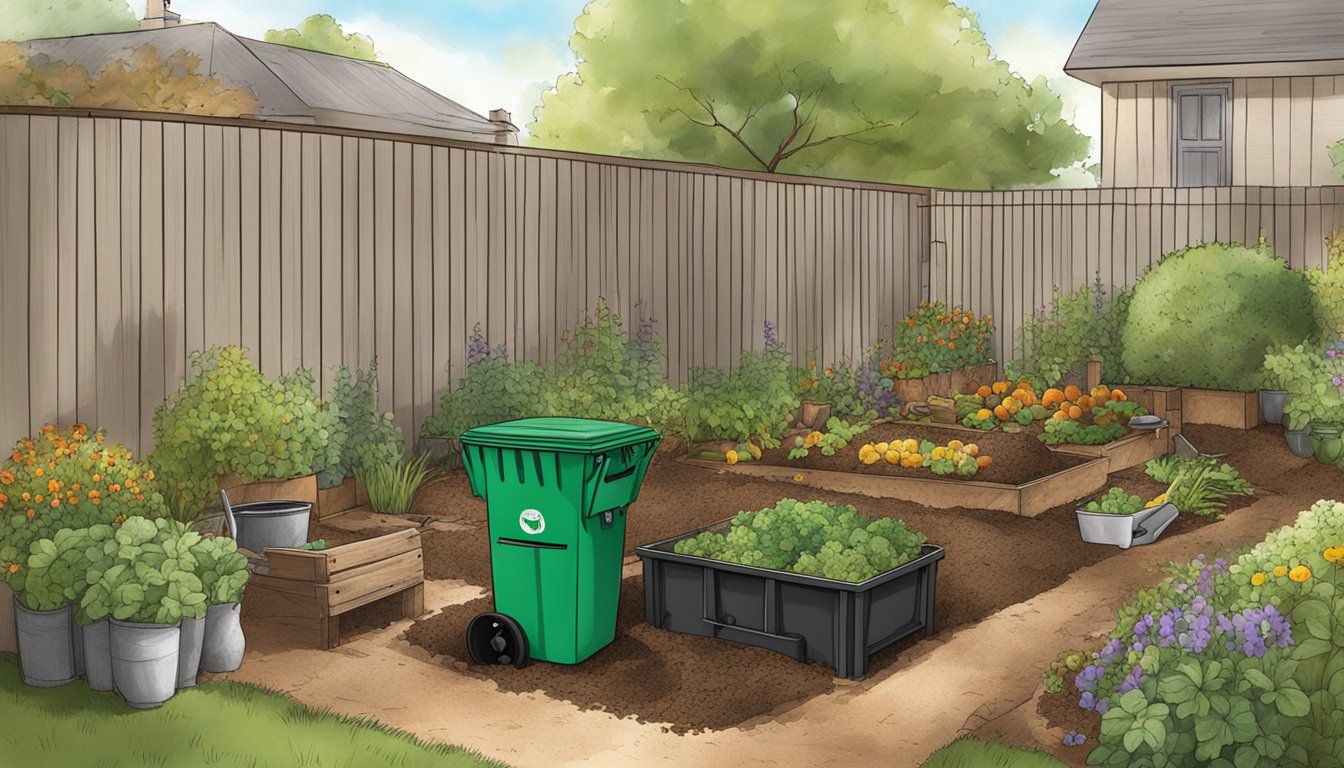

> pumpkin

[
  {"left": 1051, "top": 409, "right": 1070, "bottom": 420},
  {"left": 976, "top": 385, "right": 993, "bottom": 398},
  {"left": 1068, "top": 404, "right": 1084, "bottom": 420},
  {"left": 1091, "top": 385, "right": 1112, "bottom": 400},
  {"left": 963, "top": 443, "right": 979, "bottom": 456},
  {"left": 1063, "top": 384, "right": 1082, "bottom": 401},
  {"left": 993, "top": 405, "right": 1011, "bottom": 421},
  {"left": 1111, "top": 390, "right": 1128, "bottom": 402},
  {"left": 976, "top": 408, "right": 993, "bottom": 421},
  {"left": 1041, "top": 388, "right": 1066, "bottom": 408},
  {"left": 975, "top": 455, "right": 993, "bottom": 469},
  {"left": 991, "top": 381, "right": 1010, "bottom": 395}
]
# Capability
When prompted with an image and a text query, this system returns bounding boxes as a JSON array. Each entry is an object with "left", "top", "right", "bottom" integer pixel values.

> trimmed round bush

[{"left": 1120, "top": 242, "right": 1314, "bottom": 391}]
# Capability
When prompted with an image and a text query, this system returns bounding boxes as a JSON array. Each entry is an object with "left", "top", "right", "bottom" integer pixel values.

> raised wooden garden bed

[
  {"left": 638, "top": 528, "right": 945, "bottom": 680},
  {"left": 892, "top": 361, "right": 999, "bottom": 404},
  {"left": 1048, "top": 429, "right": 1168, "bottom": 474},
  {"left": 242, "top": 528, "right": 425, "bottom": 649},
  {"left": 1180, "top": 388, "right": 1261, "bottom": 430},
  {"left": 315, "top": 476, "right": 368, "bottom": 521}
]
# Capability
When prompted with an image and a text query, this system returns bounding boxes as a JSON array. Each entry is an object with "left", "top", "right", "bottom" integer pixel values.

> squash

[
  {"left": 963, "top": 443, "right": 979, "bottom": 456},
  {"left": 991, "top": 381, "right": 1010, "bottom": 395},
  {"left": 1091, "top": 385, "right": 1112, "bottom": 400},
  {"left": 1041, "top": 388, "right": 1065, "bottom": 408},
  {"left": 1068, "top": 404, "right": 1084, "bottom": 420},
  {"left": 976, "top": 385, "right": 993, "bottom": 398},
  {"left": 975, "top": 408, "right": 993, "bottom": 421},
  {"left": 1111, "top": 390, "right": 1128, "bottom": 402},
  {"left": 993, "top": 404, "right": 1011, "bottom": 421},
  {"left": 975, "top": 455, "right": 993, "bottom": 469},
  {"left": 1063, "top": 384, "right": 1082, "bottom": 401}
]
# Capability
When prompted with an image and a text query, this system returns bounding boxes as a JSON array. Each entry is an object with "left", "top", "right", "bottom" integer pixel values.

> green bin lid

[{"left": 458, "top": 417, "right": 660, "bottom": 454}]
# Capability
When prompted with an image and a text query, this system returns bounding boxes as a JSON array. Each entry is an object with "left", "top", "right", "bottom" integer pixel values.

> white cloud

[{"left": 991, "top": 22, "right": 1101, "bottom": 170}]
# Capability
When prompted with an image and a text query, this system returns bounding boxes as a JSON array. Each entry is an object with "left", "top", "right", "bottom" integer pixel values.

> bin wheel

[{"left": 466, "top": 612, "right": 530, "bottom": 668}]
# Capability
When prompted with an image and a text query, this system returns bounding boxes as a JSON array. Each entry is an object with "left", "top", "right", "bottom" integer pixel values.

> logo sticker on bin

[{"left": 519, "top": 509, "right": 545, "bottom": 535}]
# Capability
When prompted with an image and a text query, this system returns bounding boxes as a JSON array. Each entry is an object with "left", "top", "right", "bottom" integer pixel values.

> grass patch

[
  {"left": 0, "top": 652, "right": 507, "bottom": 768},
  {"left": 922, "top": 736, "right": 1069, "bottom": 768}
]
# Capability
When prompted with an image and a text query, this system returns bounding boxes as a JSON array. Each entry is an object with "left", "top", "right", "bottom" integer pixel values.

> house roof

[
  {"left": 19, "top": 22, "right": 514, "bottom": 144},
  {"left": 1066, "top": 0, "right": 1344, "bottom": 86}
]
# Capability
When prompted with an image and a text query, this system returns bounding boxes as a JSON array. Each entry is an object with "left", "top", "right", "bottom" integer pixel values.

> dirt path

[{"left": 218, "top": 487, "right": 1307, "bottom": 768}]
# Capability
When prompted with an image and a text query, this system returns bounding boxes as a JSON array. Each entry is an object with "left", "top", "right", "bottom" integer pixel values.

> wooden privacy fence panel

[
  {"left": 929, "top": 186, "right": 1344, "bottom": 367},
  {"left": 0, "top": 110, "right": 927, "bottom": 455}
]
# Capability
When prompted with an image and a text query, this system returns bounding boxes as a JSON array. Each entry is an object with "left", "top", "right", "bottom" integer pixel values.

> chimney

[
  {"left": 141, "top": 0, "right": 182, "bottom": 29},
  {"left": 489, "top": 108, "right": 519, "bottom": 146}
]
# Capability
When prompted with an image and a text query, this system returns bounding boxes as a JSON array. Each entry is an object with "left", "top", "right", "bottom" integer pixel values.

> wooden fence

[
  {"left": 0, "top": 109, "right": 929, "bottom": 454},
  {"left": 929, "top": 186, "right": 1344, "bottom": 366}
]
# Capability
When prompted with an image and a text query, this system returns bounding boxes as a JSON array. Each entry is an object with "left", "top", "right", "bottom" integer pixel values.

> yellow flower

[
  {"left": 33, "top": 494, "right": 42, "bottom": 504},
  {"left": 1289, "top": 565, "right": 1312, "bottom": 583},
  {"left": 1273, "top": 565, "right": 1288, "bottom": 578},
  {"left": 792, "top": 473, "right": 804, "bottom": 483},
  {"left": 1250, "top": 572, "right": 1266, "bottom": 587},
  {"left": 725, "top": 450, "right": 739, "bottom": 465},
  {"left": 33, "top": 467, "right": 43, "bottom": 477},
  {"left": 1325, "top": 546, "right": 1344, "bottom": 565}
]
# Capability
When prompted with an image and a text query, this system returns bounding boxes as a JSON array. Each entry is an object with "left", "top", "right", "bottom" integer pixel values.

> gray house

[
  {"left": 1066, "top": 0, "right": 1344, "bottom": 188},
  {"left": 19, "top": 22, "right": 518, "bottom": 145}
]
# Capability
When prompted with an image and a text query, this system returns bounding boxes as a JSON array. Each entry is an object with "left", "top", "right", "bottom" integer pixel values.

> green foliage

[
  {"left": 787, "top": 417, "right": 873, "bottom": 460},
  {"left": 1120, "top": 242, "right": 1315, "bottom": 391},
  {"left": 188, "top": 535, "right": 249, "bottom": 606},
  {"left": 19, "top": 527, "right": 88, "bottom": 611},
  {"left": 1306, "top": 232, "right": 1344, "bottom": 340},
  {"left": 1039, "top": 418, "right": 1125, "bottom": 446},
  {"left": 921, "top": 736, "right": 1068, "bottom": 768},
  {"left": 323, "top": 359, "right": 403, "bottom": 488},
  {"left": 877, "top": 302, "right": 995, "bottom": 378},
  {"left": 301, "top": 539, "right": 327, "bottom": 551},
  {"left": 1007, "top": 276, "right": 1132, "bottom": 389},
  {"left": 673, "top": 498, "right": 926, "bottom": 583},
  {"left": 150, "top": 346, "right": 341, "bottom": 521},
  {"left": 0, "top": 0, "right": 137, "bottom": 41},
  {"left": 685, "top": 322, "right": 797, "bottom": 447},
  {"left": 0, "top": 654, "right": 511, "bottom": 768},
  {"left": 961, "top": 410, "right": 998, "bottom": 430},
  {"left": 1144, "top": 455, "right": 1254, "bottom": 522},
  {"left": 1043, "top": 650, "right": 1090, "bottom": 695},
  {"left": 1, "top": 425, "right": 168, "bottom": 595},
  {"left": 1083, "top": 488, "right": 1144, "bottom": 516},
  {"left": 421, "top": 324, "right": 547, "bottom": 438},
  {"left": 264, "top": 14, "right": 379, "bottom": 62},
  {"left": 357, "top": 454, "right": 432, "bottom": 516},
  {"left": 541, "top": 299, "right": 685, "bottom": 432},
  {"left": 794, "top": 358, "right": 867, "bottom": 417},
  {"left": 78, "top": 517, "right": 207, "bottom": 625},
  {"left": 529, "top": 0, "right": 1089, "bottom": 189},
  {"left": 1264, "top": 340, "right": 1344, "bottom": 432}
]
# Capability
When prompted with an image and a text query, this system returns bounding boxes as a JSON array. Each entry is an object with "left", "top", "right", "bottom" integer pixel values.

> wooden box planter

[
  {"left": 242, "top": 528, "right": 425, "bottom": 650},
  {"left": 1048, "top": 429, "right": 1168, "bottom": 474},
  {"left": 418, "top": 435, "right": 463, "bottom": 470},
  {"left": 1180, "top": 388, "right": 1261, "bottom": 430},
  {"left": 684, "top": 454, "right": 1109, "bottom": 518},
  {"left": 891, "top": 361, "right": 999, "bottom": 404},
  {"left": 637, "top": 529, "right": 944, "bottom": 680},
  {"left": 315, "top": 476, "right": 368, "bottom": 521}
]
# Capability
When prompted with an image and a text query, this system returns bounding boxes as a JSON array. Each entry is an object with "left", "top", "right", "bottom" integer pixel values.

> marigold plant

[{"left": 0, "top": 424, "right": 168, "bottom": 595}]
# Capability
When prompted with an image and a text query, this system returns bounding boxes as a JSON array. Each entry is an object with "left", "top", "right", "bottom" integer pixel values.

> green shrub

[
  {"left": 541, "top": 298, "right": 685, "bottom": 432},
  {"left": 150, "top": 346, "right": 339, "bottom": 521},
  {"left": 685, "top": 321, "right": 798, "bottom": 447},
  {"left": 672, "top": 498, "right": 926, "bottom": 582},
  {"left": 189, "top": 534, "right": 250, "bottom": 606},
  {"left": 421, "top": 325, "right": 547, "bottom": 438},
  {"left": 794, "top": 357, "right": 868, "bottom": 416},
  {"left": 323, "top": 358, "right": 403, "bottom": 488},
  {"left": 1120, "top": 242, "right": 1314, "bottom": 391},
  {"left": 78, "top": 517, "right": 207, "bottom": 625},
  {"left": 1307, "top": 231, "right": 1344, "bottom": 339},
  {"left": 358, "top": 454, "right": 432, "bottom": 516},
  {"left": 1264, "top": 340, "right": 1344, "bottom": 431},
  {"left": 1006, "top": 275, "right": 1132, "bottom": 389}
]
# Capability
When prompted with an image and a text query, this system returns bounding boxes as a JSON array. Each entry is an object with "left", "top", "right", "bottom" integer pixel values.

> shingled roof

[
  {"left": 19, "top": 22, "right": 516, "bottom": 144},
  {"left": 1066, "top": 0, "right": 1344, "bottom": 86}
]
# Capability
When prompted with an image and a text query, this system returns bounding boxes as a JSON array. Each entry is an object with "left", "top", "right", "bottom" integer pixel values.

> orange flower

[
  {"left": 40, "top": 425, "right": 54, "bottom": 435},
  {"left": 0, "top": 471, "right": 12, "bottom": 485},
  {"left": 1324, "top": 546, "right": 1344, "bottom": 565},
  {"left": 90, "top": 498, "right": 100, "bottom": 506},
  {"left": 948, "top": 342, "right": 957, "bottom": 350},
  {"left": 71, "top": 483, "right": 80, "bottom": 492},
  {"left": 10, "top": 451, "right": 20, "bottom": 463},
  {"left": 135, "top": 493, "right": 144, "bottom": 501},
  {"left": 0, "top": 493, "right": 6, "bottom": 508},
  {"left": 47, "top": 479, "right": 59, "bottom": 494},
  {"left": 33, "top": 494, "right": 42, "bottom": 504},
  {"left": 25, "top": 509, "right": 34, "bottom": 519},
  {"left": 1289, "top": 565, "right": 1312, "bottom": 583},
  {"left": 92, "top": 474, "right": 101, "bottom": 483},
  {"left": 90, "top": 452, "right": 101, "bottom": 461},
  {"left": 49, "top": 499, "right": 59, "bottom": 508},
  {"left": 21, "top": 492, "right": 30, "bottom": 502},
  {"left": 108, "top": 484, "right": 121, "bottom": 493},
  {"left": 6, "top": 563, "right": 19, "bottom": 574},
  {"left": 114, "top": 514, "right": 127, "bottom": 524},
  {"left": 33, "top": 467, "right": 43, "bottom": 478}
]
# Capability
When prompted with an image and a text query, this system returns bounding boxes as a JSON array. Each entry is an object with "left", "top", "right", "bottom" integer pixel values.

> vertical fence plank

[
  {"left": 0, "top": 116, "right": 31, "bottom": 443},
  {"left": 28, "top": 117, "right": 58, "bottom": 433},
  {"left": 139, "top": 121, "right": 165, "bottom": 453}
]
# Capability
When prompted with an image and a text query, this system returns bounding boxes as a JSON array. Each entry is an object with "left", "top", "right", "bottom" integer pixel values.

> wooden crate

[
  {"left": 1181, "top": 388, "right": 1261, "bottom": 430},
  {"left": 242, "top": 528, "right": 425, "bottom": 649}
]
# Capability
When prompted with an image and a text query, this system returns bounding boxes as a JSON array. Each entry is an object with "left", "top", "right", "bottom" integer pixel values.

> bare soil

[
  {"left": 757, "top": 422, "right": 1090, "bottom": 485},
  {"left": 1038, "top": 669, "right": 1103, "bottom": 736}
]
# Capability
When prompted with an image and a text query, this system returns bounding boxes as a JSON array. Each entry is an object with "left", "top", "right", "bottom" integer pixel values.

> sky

[{"left": 139, "top": 0, "right": 1102, "bottom": 169}]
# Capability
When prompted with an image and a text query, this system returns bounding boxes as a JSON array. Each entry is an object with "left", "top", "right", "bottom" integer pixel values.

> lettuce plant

[{"left": 78, "top": 517, "right": 207, "bottom": 625}]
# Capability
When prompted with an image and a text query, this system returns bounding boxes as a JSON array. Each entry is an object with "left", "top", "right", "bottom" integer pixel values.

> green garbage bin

[{"left": 459, "top": 417, "right": 660, "bottom": 666}]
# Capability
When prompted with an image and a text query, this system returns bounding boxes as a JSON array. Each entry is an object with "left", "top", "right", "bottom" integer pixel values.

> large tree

[
  {"left": 529, "top": 0, "right": 1089, "bottom": 189},
  {"left": 0, "top": 0, "right": 137, "bottom": 41},
  {"left": 264, "top": 14, "right": 379, "bottom": 63}
]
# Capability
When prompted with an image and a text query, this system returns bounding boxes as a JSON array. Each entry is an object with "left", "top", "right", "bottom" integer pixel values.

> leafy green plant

[
  {"left": 1306, "top": 230, "right": 1344, "bottom": 340},
  {"left": 685, "top": 321, "right": 798, "bottom": 447},
  {"left": 1039, "top": 418, "right": 1126, "bottom": 446},
  {"left": 1, "top": 424, "right": 168, "bottom": 596},
  {"left": 19, "top": 527, "right": 88, "bottom": 611},
  {"left": 79, "top": 517, "right": 207, "bottom": 625},
  {"left": 323, "top": 358, "right": 403, "bottom": 488},
  {"left": 1007, "top": 275, "right": 1132, "bottom": 389},
  {"left": 1264, "top": 340, "right": 1344, "bottom": 432},
  {"left": 541, "top": 298, "right": 685, "bottom": 432},
  {"left": 357, "top": 454, "right": 433, "bottom": 516},
  {"left": 302, "top": 539, "right": 327, "bottom": 551},
  {"left": 421, "top": 325, "right": 547, "bottom": 438},
  {"left": 786, "top": 417, "right": 873, "bottom": 459},
  {"left": 876, "top": 301, "right": 994, "bottom": 379},
  {"left": 1082, "top": 488, "right": 1145, "bottom": 516},
  {"left": 794, "top": 357, "right": 867, "bottom": 416},
  {"left": 672, "top": 498, "right": 926, "bottom": 582},
  {"left": 150, "top": 346, "right": 340, "bottom": 521},
  {"left": 1120, "top": 242, "right": 1315, "bottom": 391},
  {"left": 1144, "top": 455, "right": 1254, "bottom": 521},
  {"left": 188, "top": 534, "right": 250, "bottom": 605}
]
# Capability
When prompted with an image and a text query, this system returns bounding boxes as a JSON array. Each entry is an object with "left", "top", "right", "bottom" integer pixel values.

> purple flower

[
  {"left": 1099, "top": 638, "right": 1125, "bottom": 666},
  {"left": 1118, "top": 665, "right": 1145, "bottom": 694},
  {"left": 1077, "top": 691, "right": 1097, "bottom": 711},
  {"left": 763, "top": 320, "right": 778, "bottom": 347},
  {"left": 1327, "top": 349, "right": 1339, "bottom": 359},
  {"left": 1094, "top": 698, "right": 1109, "bottom": 715},
  {"left": 1062, "top": 731, "right": 1088, "bottom": 747}
]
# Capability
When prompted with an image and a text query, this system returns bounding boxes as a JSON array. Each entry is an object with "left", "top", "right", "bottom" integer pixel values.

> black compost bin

[{"left": 636, "top": 525, "right": 944, "bottom": 680}]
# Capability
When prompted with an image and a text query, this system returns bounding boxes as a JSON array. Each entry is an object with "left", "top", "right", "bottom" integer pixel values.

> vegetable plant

[
  {"left": 672, "top": 498, "right": 926, "bottom": 582},
  {"left": 1120, "top": 241, "right": 1315, "bottom": 391},
  {"left": 961, "top": 407, "right": 999, "bottom": 430},
  {"left": 1040, "top": 418, "right": 1125, "bottom": 446},
  {"left": 1082, "top": 488, "right": 1145, "bottom": 516},
  {"left": 1, "top": 424, "right": 168, "bottom": 596},
  {"left": 794, "top": 357, "right": 866, "bottom": 417},
  {"left": 79, "top": 517, "right": 207, "bottom": 625},
  {"left": 323, "top": 358, "right": 403, "bottom": 488},
  {"left": 685, "top": 321, "right": 797, "bottom": 447},
  {"left": 883, "top": 301, "right": 995, "bottom": 377},
  {"left": 188, "top": 534, "right": 250, "bottom": 605},
  {"left": 1144, "top": 455, "right": 1254, "bottom": 521},
  {"left": 421, "top": 325, "right": 547, "bottom": 438},
  {"left": 150, "top": 346, "right": 340, "bottom": 521},
  {"left": 787, "top": 417, "right": 873, "bottom": 459},
  {"left": 357, "top": 454, "right": 433, "bottom": 516},
  {"left": 856, "top": 437, "right": 988, "bottom": 475},
  {"left": 1006, "top": 275, "right": 1132, "bottom": 390},
  {"left": 18, "top": 527, "right": 88, "bottom": 611},
  {"left": 1264, "top": 340, "right": 1344, "bottom": 433}
]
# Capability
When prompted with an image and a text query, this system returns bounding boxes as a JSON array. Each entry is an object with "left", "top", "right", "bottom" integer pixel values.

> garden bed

[
  {"left": 689, "top": 423, "right": 1107, "bottom": 517},
  {"left": 1046, "top": 428, "right": 1168, "bottom": 474}
]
